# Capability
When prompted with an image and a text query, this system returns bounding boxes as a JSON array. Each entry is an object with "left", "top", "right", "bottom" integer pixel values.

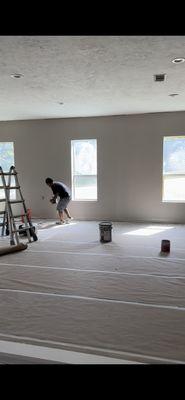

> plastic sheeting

[{"left": 0, "top": 220, "right": 185, "bottom": 363}]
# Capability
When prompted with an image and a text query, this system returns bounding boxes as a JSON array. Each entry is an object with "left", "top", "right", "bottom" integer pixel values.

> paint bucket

[
  {"left": 161, "top": 239, "right": 170, "bottom": 253},
  {"left": 99, "top": 221, "right": 112, "bottom": 243}
]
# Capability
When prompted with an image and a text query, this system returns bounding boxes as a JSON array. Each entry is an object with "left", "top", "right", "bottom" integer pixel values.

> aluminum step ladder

[{"left": 0, "top": 165, "right": 38, "bottom": 245}]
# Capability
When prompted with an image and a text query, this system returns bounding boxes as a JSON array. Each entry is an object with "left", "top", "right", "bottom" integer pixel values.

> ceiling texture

[{"left": 0, "top": 35, "right": 185, "bottom": 121}]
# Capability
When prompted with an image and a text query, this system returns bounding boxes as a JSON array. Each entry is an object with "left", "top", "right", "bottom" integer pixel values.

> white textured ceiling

[{"left": 1, "top": 35, "right": 185, "bottom": 120}]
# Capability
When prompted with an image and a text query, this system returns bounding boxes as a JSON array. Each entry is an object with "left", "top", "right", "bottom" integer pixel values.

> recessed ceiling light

[
  {"left": 11, "top": 73, "right": 24, "bottom": 78},
  {"left": 172, "top": 58, "right": 185, "bottom": 64},
  {"left": 58, "top": 102, "right": 64, "bottom": 105},
  {"left": 169, "top": 93, "right": 179, "bottom": 97}
]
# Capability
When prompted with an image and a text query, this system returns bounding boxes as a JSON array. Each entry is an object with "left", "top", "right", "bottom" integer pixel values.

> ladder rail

[
  {"left": 1, "top": 203, "right": 8, "bottom": 236},
  {"left": 0, "top": 166, "right": 17, "bottom": 244},
  {"left": 12, "top": 166, "right": 32, "bottom": 243},
  {"left": 0, "top": 166, "right": 8, "bottom": 237},
  {"left": 7, "top": 166, "right": 20, "bottom": 244}
]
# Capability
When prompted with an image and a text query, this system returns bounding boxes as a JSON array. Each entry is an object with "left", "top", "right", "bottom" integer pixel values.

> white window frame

[
  {"left": 0, "top": 142, "right": 15, "bottom": 200},
  {"left": 71, "top": 139, "right": 98, "bottom": 201},
  {"left": 162, "top": 135, "right": 185, "bottom": 203}
]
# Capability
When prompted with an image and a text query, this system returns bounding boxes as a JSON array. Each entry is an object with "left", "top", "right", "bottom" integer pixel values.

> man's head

[{"left": 45, "top": 177, "right": 53, "bottom": 187}]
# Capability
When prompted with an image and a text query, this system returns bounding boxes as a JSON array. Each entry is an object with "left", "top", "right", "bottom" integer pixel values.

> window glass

[{"left": 71, "top": 139, "right": 97, "bottom": 201}]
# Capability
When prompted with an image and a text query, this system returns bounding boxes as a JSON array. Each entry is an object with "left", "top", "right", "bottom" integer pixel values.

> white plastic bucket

[{"left": 99, "top": 221, "right": 112, "bottom": 243}]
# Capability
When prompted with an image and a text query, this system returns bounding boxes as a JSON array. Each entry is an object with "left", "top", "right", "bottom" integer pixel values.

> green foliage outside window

[{"left": 0, "top": 142, "right": 14, "bottom": 171}]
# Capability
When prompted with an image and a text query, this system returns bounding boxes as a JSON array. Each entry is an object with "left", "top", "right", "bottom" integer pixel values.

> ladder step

[
  {"left": 0, "top": 172, "right": 17, "bottom": 176},
  {"left": 0, "top": 199, "right": 6, "bottom": 202},
  {"left": 10, "top": 214, "right": 27, "bottom": 218},
  {"left": 12, "top": 227, "right": 32, "bottom": 233},
  {"left": 0, "top": 211, "right": 6, "bottom": 214},
  {"left": 9, "top": 200, "right": 25, "bottom": 204},
  {"left": 0, "top": 186, "right": 20, "bottom": 189}
]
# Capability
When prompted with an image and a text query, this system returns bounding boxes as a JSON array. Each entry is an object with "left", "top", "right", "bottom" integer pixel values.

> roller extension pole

[{"left": 0, "top": 243, "right": 27, "bottom": 256}]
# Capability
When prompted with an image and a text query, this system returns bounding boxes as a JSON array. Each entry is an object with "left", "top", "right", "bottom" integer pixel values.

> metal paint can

[
  {"left": 99, "top": 221, "right": 112, "bottom": 243},
  {"left": 161, "top": 239, "right": 170, "bottom": 253}
]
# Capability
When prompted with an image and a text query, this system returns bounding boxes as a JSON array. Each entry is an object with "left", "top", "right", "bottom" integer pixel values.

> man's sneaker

[{"left": 68, "top": 217, "right": 74, "bottom": 222}]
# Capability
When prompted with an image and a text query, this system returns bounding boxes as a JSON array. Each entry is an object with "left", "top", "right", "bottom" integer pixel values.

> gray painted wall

[{"left": 0, "top": 112, "right": 185, "bottom": 223}]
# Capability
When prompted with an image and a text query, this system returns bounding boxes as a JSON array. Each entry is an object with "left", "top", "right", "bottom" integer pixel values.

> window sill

[
  {"left": 162, "top": 200, "right": 185, "bottom": 203},
  {"left": 72, "top": 199, "right": 98, "bottom": 202}
]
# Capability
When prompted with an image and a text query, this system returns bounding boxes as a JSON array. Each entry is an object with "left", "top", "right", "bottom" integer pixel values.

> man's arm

[
  {"left": 50, "top": 194, "right": 57, "bottom": 203},
  {"left": 50, "top": 185, "right": 58, "bottom": 203},
  {"left": 50, "top": 183, "right": 58, "bottom": 203}
]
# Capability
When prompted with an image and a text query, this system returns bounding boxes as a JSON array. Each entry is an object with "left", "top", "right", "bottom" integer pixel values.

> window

[
  {"left": 71, "top": 139, "right": 97, "bottom": 200},
  {"left": 0, "top": 142, "right": 15, "bottom": 199},
  {"left": 163, "top": 136, "right": 185, "bottom": 202}
]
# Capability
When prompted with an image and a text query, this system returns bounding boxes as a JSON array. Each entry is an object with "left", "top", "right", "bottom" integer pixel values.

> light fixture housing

[
  {"left": 172, "top": 58, "right": 185, "bottom": 64},
  {"left": 169, "top": 93, "right": 179, "bottom": 97},
  {"left": 154, "top": 74, "right": 166, "bottom": 82},
  {"left": 11, "top": 73, "right": 24, "bottom": 78}
]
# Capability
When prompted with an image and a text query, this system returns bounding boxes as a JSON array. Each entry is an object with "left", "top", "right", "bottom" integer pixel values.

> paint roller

[{"left": 0, "top": 242, "right": 28, "bottom": 256}]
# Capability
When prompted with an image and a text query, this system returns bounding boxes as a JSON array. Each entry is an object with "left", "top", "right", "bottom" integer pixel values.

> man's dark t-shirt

[{"left": 51, "top": 182, "right": 71, "bottom": 198}]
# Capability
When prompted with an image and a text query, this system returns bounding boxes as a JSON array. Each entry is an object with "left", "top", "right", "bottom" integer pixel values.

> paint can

[
  {"left": 99, "top": 221, "right": 112, "bottom": 243},
  {"left": 161, "top": 239, "right": 170, "bottom": 253}
]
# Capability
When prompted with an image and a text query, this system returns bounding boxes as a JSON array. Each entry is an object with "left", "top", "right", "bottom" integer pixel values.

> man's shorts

[{"left": 57, "top": 196, "right": 71, "bottom": 212}]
